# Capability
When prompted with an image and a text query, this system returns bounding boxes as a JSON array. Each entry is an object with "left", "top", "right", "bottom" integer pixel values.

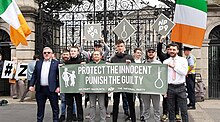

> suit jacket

[{"left": 30, "top": 59, "right": 59, "bottom": 92}]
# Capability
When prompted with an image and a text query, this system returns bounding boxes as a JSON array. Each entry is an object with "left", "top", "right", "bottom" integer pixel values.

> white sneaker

[
  {"left": 85, "top": 114, "right": 90, "bottom": 119},
  {"left": 106, "top": 113, "right": 111, "bottom": 118}
]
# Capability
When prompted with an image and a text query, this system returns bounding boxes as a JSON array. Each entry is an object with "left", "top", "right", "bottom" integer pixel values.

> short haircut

[
  {"left": 183, "top": 46, "right": 192, "bottom": 51},
  {"left": 134, "top": 48, "right": 142, "bottom": 53},
  {"left": 115, "top": 39, "right": 125, "bottom": 45},
  {"left": 43, "top": 47, "right": 53, "bottom": 53},
  {"left": 33, "top": 54, "right": 40, "bottom": 60},
  {"left": 168, "top": 43, "right": 179, "bottom": 49},
  {"left": 70, "top": 46, "right": 79, "bottom": 51},
  {"left": 92, "top": 50, "right": 103, "bottom": 56},
  {"left": 62, "top": 49, "right": 69, "bottom": 53}
]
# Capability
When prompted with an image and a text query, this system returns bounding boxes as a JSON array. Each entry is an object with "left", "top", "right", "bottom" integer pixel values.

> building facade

[
  {"left": 0, "top": 0, "right": 37, "bottom": 96},
  {"left": 0, "top": 0, "right": 219, "bottom": 98}
]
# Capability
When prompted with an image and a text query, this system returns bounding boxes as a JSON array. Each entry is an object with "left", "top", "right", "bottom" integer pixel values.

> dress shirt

[
  {"left": 40, "top": 59, "right": 51, "bottom": 86},
  {"left": 163, "top": 55, "right": 188, "bottom": 85}
]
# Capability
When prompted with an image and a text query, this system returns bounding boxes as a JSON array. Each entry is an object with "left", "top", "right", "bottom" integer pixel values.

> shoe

[
  {"left": 106, "top": 112, "right": 111, "bottom": 118},
  {"left": 19, "top": 100, "right": 24, "bottom": 102},
  {"left": 188, "top": 106, "right": 196, "bottom": 110},
  {"left": 72, "top": 114, "right": 77, "bottom": 121},
  {"left": 161, "top": 114, "right": 168, "bottom": 121},
  {"left": 59, "top": 115, "right": 65, "bottom": 122},
  {"left": 140, "top": 116, "right": 145, "bottom": 121},
  {"left": 12, "top": 96, "right": 18, "bottom": 99},
  {"left": 125, "top": 116, "right": 131, "bottom": 121},
  {"left": 124, "top": 111, "right": 129, "bottom": 116},
  {"left": 175, "top": 114, "right": 181, "bottom": 120},
  {"left": 85, "top": 114, "right": 90, "bottom": 119}
]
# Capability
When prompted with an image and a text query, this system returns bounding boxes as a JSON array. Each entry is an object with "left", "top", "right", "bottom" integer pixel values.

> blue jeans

[{"left": 60, "top": 93, "right": 76, "bottom": 116}]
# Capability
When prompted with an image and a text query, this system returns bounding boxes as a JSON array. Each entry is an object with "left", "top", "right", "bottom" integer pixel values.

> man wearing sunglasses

[{"left": 29, "top": 47, "right": 60, "bottom": 122}]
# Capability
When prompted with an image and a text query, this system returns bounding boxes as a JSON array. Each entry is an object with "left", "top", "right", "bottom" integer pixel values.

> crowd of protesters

[{"left": 1, "top": 36, "right": 197, "bottom": 122}]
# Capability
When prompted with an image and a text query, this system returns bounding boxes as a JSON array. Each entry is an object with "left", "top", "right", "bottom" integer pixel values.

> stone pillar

[{"left": 192, "top": 39, "right": 210, "bottom": 98}]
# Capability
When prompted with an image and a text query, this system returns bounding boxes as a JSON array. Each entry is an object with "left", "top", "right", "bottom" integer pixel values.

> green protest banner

[{"left": 59, "top": 63, "right": 168, "bottom": 94}]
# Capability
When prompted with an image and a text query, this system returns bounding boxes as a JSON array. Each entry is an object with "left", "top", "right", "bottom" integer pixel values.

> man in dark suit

[{"left": 29, "top": 47, "right": 60, "bottom": 122}]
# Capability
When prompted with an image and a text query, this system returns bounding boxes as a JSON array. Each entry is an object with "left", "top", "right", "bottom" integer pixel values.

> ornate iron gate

[
  {"left": 208, "top": 25, "right": 220, "bottom": 98},
  {"left": 0, "top": 29, "right": 11, "bottom": 96},
  {"left": 36, "top": 0, "right": 174, "bottom": 56}
]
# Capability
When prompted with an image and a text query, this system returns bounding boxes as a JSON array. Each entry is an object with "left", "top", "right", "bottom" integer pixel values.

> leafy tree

[{"left": 36, "top": 0, "right": 83, "bottom": 12}]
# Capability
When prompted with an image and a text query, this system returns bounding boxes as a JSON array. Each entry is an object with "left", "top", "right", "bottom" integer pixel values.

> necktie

[{"left": 172, "top": 58, "right": 176, "bottom": 80}]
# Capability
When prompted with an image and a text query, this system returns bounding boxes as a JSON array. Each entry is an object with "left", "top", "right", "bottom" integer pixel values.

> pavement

[
  {"left": 188, "top": 100, "right": 220, "bottom": 122},
  {"left": 0, "top": 96, "right": 219, "bottom": 122},
  {"left": 0, "top": 96, "right": 155, "bottom": 122}
]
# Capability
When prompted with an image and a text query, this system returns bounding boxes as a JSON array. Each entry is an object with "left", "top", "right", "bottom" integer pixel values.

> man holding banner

[
  {"left": 141, "top": 48, "right": 161, "bottom": 122},
  {"left": 133, "top": 48, "right": 144, "bottom": 120},
  {"left": 88, "top": 50, "right": 107, "bottom": 122},
  {"left": 110, "top": 39, "right": 136, "bottom": 122},
  {"left": 163, "top": 43, "right": 188, "bottom": 122},
  {"left": 65, "top": 46, "right": 84, "bottom": 122}
]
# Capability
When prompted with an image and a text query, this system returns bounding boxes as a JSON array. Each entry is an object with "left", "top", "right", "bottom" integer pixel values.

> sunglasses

[{"left": 43, "top": 52, "right": 51, "bottom": 54}]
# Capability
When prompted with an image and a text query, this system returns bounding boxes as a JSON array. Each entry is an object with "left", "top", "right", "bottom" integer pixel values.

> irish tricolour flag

[
  {"left": 171, "top": 0, "right": 207, "bottom": 47},
  {"left": 0, "top": 0, "right": 31, "bottom": 46}
]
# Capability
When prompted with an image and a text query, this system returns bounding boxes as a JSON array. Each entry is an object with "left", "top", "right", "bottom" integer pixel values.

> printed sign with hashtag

[
  {"left": 1, "top": 61, "right": 16, "bottom": 79},
  {"left": 15, "top": 63, "right": 28, "bottom": 79},
  {"left": 152, "top": 13, "right": 175, "bottom": 36}
]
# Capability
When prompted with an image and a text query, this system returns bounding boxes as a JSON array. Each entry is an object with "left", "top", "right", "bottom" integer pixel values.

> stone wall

[
  {"left": 192, "top": 40, "right": 209, "bottom": 98},
  {"left": 192, "top": 2, "right": 220, "bottom": 98}
]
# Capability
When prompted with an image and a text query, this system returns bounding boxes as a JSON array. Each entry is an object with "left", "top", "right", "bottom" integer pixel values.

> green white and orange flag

[
  {"left": 0, "top": 0, "right": 31, "bottom": 46},
  {"left": 171, "top": 0, "right": 207, "bottom": 47}
]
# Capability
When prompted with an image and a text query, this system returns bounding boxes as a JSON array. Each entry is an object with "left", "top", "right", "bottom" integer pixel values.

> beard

[
  {"left": 62, "top": 57, "right": 69, "bottom": 61},
  {"left": 170, "top": 53, "right": 177, "bottom": 57}
]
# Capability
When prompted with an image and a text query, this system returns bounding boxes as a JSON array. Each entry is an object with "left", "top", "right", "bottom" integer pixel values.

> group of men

[{"left": 27, "top": 36, "right": 196, "bottom": 122}]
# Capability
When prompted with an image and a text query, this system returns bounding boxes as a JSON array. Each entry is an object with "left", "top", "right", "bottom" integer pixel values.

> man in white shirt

[
  {"left": 163, "top": 43, "right": 188, "bottom": 122},
  {"left": 29, "top": 47, "right": 60, "bottom": 122}
]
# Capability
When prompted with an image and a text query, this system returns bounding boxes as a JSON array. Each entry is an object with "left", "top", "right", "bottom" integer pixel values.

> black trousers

[
  {"left": 112, "top": 92, "right": 136, "bottom": 122},
  {"left": 186, "top": 74, "right": 196, "bottom": 106},
  {"left": 162, "top": 96, "right": 179, "bottom": 115},
  {"left": 65, "top": 93, "right": 83, "bottom": 121},
  {"left": 36, "top": 86, "right": 59, "bottom": 122},
  {"left": 167, "top": 84, "right": 188, "bottom": 122},
  {"left": 104, "top": 93, "right": 109, "bottom": 110}
]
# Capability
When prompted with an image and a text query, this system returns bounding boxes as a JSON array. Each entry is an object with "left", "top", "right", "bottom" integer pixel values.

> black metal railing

[{"left": 36, "top": 0, "right": 175, "bottom": 57}]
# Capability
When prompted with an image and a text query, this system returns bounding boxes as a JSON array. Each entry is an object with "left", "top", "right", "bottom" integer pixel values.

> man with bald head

[{"left": 29, "top": 47, "right": 60, "bottom": 122}]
